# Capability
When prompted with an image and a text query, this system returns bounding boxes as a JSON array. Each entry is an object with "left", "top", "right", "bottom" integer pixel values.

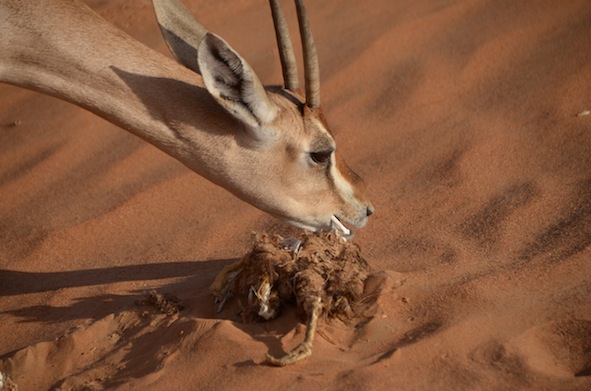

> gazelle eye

[{"left": 310, "top": 150, "right": 333, "bottom": 164}]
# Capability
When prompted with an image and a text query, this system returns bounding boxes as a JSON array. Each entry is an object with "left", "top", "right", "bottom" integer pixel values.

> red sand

[{"left": 1, "top": 0, "right": 591, "bottom": 389}]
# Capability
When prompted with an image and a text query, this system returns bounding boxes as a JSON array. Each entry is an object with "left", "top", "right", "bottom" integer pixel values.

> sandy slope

[{"left": 1, "top": 0, "right": 590, "bottom": 389}]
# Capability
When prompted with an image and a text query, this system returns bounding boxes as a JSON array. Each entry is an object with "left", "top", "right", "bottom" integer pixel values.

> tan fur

[{"left": 0, "top": 0, "right": 373, "bottom": 232}]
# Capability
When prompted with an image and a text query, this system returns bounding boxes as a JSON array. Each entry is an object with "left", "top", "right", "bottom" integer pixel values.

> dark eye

[{"left": 310, "top": 150, "right": 333, "bottom": 164}]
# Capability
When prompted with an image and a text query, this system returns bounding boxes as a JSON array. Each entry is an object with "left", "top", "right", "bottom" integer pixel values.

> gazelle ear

[
  {"left": 153, "top": 0, "right": 208, "bottom": 74},
  {"left": 198, "top": 33, "right": 279, "bottom": 130}
]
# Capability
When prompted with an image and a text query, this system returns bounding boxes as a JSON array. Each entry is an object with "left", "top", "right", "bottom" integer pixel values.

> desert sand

[{"left": 1, "top": 0, "right": 591, "bottom": 389}]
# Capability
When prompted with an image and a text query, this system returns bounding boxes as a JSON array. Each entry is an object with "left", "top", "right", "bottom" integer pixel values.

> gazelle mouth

[{"left": 330, "top": 215, "right": 353, "bottom": 239}]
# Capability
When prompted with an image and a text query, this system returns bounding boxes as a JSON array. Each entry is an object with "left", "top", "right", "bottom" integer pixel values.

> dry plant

[{"left": 211, "top": 232, "right": 371, "bottom": 366}]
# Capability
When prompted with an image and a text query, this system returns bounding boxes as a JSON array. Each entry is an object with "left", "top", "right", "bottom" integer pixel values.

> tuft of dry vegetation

[{"left": 211, "top": 232, "right": 372, "bottom": 366}]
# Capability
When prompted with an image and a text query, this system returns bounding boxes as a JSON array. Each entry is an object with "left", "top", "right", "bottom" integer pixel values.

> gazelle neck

[{"left": 0, "top": 0, "right": 236, "bottom": 184}]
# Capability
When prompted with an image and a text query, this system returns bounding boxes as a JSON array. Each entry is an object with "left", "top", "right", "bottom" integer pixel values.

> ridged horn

[
  {"left": 294, "top": 0, "right": 320, "bottom": 108},
  {"left": 269, "top": 0, "right": 299, "bottom": 91}
]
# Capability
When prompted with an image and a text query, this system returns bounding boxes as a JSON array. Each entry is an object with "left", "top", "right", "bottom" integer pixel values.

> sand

[{"left": 1, "top": 0, "right": 590, "bottom": 389}]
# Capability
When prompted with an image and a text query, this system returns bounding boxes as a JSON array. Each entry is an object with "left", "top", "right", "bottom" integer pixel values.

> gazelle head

[{"left": 153, "top": 0, "right": 373, "bottom": 235}]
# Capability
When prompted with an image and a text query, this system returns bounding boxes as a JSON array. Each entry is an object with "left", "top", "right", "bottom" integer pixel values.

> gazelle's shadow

[
  {"left": 0, "top": 258, "right": 236, "bottom": 323},
  {"left": 0, "top": 255, "right": 312, "bottom": 366}
]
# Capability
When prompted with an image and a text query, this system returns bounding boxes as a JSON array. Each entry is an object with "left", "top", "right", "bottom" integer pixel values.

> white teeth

[{"left": 330, "top": 215, "right": 351, "bottom": 237}]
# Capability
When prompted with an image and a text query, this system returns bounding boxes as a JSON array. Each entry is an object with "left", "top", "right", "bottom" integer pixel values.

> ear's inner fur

[
  {"left": 198, "top": 34, "right": 278, "bottom": 130},
  {"left": 208, "top": 37, "right": 244, "bottom": 102}
]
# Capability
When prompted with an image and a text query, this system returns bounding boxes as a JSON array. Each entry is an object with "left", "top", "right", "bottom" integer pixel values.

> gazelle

[{"left": 0, "top": 0, "right": 373, "bottom": 235}]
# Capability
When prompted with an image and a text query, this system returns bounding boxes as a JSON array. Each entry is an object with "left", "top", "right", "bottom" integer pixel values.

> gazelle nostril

[{"left": 366, "top": 205, "right": 375, "bottom": 217}]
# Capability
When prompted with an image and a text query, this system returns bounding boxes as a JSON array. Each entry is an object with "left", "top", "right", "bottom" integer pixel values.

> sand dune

[{"left": 1, "top": 0, "right": 590, "bottom": 389}]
